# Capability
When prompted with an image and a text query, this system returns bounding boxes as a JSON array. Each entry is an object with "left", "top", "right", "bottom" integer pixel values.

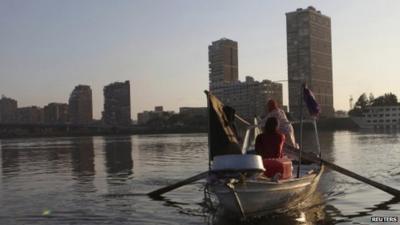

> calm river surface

[{"left": 0, "top": 131, "right": 399, "bottom": 225}]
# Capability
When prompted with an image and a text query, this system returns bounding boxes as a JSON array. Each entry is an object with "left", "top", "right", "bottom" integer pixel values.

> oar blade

[
  {"left": 148, "top": 171, "right": 208, "bottom": 198},
  {"left": 285, "top": 145, "right": 400, "bottom": 198}
]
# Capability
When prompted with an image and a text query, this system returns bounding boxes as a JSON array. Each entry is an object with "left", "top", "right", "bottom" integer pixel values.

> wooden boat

[
  {"left": 205, "top": 91, "right": 324, "bottom": 217},
  {"left": 208, "top": 162, "right": 324, "bottom": 216},
  {"left": 149, "top": 90, "right": 400, "bottom": 217},
  {"left": 148, "top": 91, "right": 400, "bottom": 217}
]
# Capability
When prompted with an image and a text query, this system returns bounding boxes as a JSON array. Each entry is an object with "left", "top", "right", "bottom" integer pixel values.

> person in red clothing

[{"left": 255, "top": 117, "right": 285, "bottom": 159}]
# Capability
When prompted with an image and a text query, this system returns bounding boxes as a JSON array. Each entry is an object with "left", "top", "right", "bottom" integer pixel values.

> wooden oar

[
  {"left": 148, "top": 171, "right": 208, "bottom": 198},
  {"left": 285, "top": 145, "right": 400, "bottom": 198}
]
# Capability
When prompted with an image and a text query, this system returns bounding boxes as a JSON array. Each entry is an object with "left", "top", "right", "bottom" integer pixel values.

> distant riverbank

[
  {"left": 295, "top": 117, "right": 359, "bottom": 131},
  {"left": 0, "top": 117, "right": 358, "bottom": 139},
  {"left": 0, "top": 124, "right": 208, "bottom": 139}
]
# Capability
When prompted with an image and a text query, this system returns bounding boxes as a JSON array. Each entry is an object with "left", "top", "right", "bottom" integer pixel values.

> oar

[
  {"left": 148, "top": 171, "right": 208, "bottom": 198},
  {"left": 285, "top": 145, "right": 400, "bottom": 198}
]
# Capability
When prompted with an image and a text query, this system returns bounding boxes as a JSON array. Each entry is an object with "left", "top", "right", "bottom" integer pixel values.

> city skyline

[{"left": 1, "top": 1, "right": 400, "bottom": 119}]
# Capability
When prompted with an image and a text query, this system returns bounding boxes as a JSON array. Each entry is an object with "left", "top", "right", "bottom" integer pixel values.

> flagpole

[
  {"left": 297, "top": 83, "right": 304, "bottom": 178},
  {"left": 313, "top": 118, "right": 321, "bottom": 159},
  {"left": 206, "top": 92, "right": 211, "bottom": 171}
]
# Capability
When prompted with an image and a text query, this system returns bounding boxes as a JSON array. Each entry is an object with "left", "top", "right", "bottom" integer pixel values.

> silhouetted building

[
  {"left": 154, "top": 106, "right": 163, "bottom": 112},
  {"left": 16, "top": 106, "right": 43, "bottom": 124},
  {"left": 44, "top": 103, "right": 68, "bottom": 124},
  {"left": 102, "top": 81, "right": 131, "bottom": 126},
  {"left": 137, "top": 106, "right": 174, "bottom": 125},
  {"left": 0, "top": 95, "right": 17, "bottom": 123},
  {"left": 286, "top": 6, "right": 334, "bottom": 118},
  {"left": 68, "top": 85, "right": 92, "bottom": 124},
  {"left": 179, "top": 107, "right": 207, "bottom": 117},
  {"left": 335, "top": 110, "right": 347, "bottom": 118},
  {"left": 209, "top": 38, "right": 238, "bottom": 98}
]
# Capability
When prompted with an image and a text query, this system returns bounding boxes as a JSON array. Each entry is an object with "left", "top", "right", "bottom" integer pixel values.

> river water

[{"left": 0, "top": 131, "right": 399, "bottom": 225}]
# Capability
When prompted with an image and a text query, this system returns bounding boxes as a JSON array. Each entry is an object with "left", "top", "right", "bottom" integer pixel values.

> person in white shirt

[{"left": 260, "top": 99, "right": 298, "bottom": 149}]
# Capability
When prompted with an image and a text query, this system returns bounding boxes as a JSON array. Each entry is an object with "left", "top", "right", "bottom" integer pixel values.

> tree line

[{"left": 349, "top": 92, "right": 398, "bottom": 116}]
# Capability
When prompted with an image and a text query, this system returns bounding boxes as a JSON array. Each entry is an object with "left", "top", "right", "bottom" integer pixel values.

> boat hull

[{"left": 210, "top": 165, "right": 324, "bottom": 216}]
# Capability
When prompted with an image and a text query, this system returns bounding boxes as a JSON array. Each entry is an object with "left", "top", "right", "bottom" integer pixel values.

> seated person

[
  {"left": 255, "top": 117, "right": 285, "bottom": 159},
  {"left": 256, "top": 118, "right": 292, "bottom": 179}
]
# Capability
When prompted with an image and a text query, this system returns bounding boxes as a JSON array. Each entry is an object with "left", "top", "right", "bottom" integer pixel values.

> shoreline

[
  {"left": 0, "top": 117, "right": 359, "bottom": 139},
  {"left": 0, "top": 126, "right": 208, "bottom": 139}
]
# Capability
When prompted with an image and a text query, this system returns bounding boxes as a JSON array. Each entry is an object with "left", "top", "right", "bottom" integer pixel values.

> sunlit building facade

[
  {"left": 221, "top": 76, "right": 283, "bottom": 121},
  {"left": 209, "top": 38, "right": 239, "bottom": 98},
  {"left": 286, "top": 6, "right": 334, "bottom": 118},
  {"left": 208, "top": 38, "right": 283, "bottom": 121}
]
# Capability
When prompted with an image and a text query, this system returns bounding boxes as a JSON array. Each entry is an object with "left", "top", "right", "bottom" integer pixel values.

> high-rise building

[
  {"left": 44, "top": 103, "right": 68, "bottom": 124},
  {"left": 0, "top": 95, "right": 17, "bottom": 123},
  {"left": 208, "top": 38, "right": 238, "bottom": 98},
  {"left": 68, "top": 85, "right": 92, "bottom": 124},
  {"left": 102, "top": 81, "right": 131, "bottom": 126},
  {"left": 222, "top": 76, "right": 283, "bottom": 121},
  {"left": 286, "top": 6, "right": 334, "bottom": 118},
  {"left": 16, "top": 106, "right": 43, "bottom": 124}
]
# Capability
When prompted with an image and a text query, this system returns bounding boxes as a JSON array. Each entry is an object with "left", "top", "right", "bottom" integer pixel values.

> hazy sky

[{"left": 1, "top": 0, "right": 400, "bottom": 119}]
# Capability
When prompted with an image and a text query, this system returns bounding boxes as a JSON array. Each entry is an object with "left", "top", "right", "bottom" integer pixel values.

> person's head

[
  {"left": 264, "top": 117, "right": 279, "bottom": 134},
  {"left": 267, "top": 99, "right": 278, "bottom": 113}
]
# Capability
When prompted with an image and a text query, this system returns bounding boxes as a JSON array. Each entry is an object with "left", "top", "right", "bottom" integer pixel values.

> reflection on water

[
  {"left": 70, "top": 137, "right": 96, "bottom": 194},
  {"left": 207, "top": 192, "right": 334, "bottom": 225},
  {"left": 71, "top": 137, "right": 95, "bottom": 177},
  {"left": 325, "top": 197, "right": 400, "bottom": 224},
  {"left": 0, "top": 132, "right": 399, "bottom": 225},
  {"left": 104, "top": 136, "right": 133, "bottom": 177},
  {"left": 1, "top": 142, "right": 20, "bottom": 177}
]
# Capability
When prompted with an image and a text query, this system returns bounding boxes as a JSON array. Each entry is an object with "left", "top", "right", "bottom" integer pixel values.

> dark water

[{"left": 0, "top": 131, "right": 399, "bottom": 225}]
